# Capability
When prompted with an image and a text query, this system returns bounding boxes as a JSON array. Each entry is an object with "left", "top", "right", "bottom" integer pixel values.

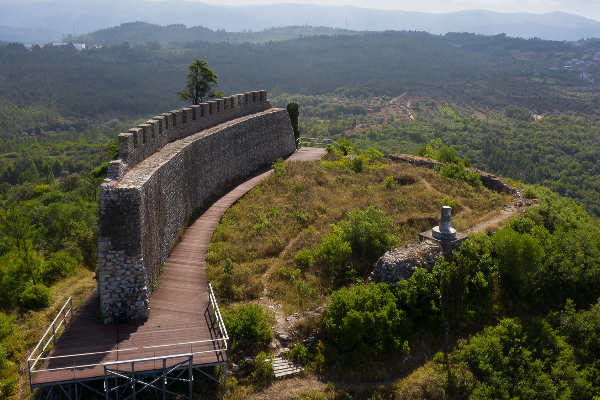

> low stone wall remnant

[
  {"left": 384, "top": 154, "right": 520, "bottom": 196},
  {"left": 371, "top": 241, "right": 443, "bottom": 283},
  {"left": 97, "top": 91, "right": 296, "bottom": 322}
]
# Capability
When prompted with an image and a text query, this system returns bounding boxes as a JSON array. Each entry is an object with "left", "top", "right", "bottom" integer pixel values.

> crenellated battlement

[{"left": 107, "top": 90, "right": 269, "bottom": 181}]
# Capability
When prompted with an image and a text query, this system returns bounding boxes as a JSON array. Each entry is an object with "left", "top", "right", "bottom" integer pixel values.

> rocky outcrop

[{"left": 371, "top": 240, "right": 443, "bottom": 283}]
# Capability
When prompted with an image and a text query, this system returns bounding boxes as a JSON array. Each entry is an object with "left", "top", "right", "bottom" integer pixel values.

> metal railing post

[
  {"left": 131, "top": 363, "right": 135, "bottom": 400},
  {"left": 104, "top": 367, "right": 109, "bottom": 400},
  {"left": 28, "top": 359, "right": 32, "bottom": 395},
  {"left": 162, "top": 359, "right": 167, "bottom": 400},
  {"left": 188, "top": 355, "right": 193, "bottom": 400},
  {"left": 52, "top": 324, "right": 56, "bottom": 345}
]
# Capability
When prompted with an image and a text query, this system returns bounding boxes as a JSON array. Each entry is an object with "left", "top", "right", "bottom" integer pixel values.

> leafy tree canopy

[{"left": 178, "top": 59, "right": 223, "bottom": 105}]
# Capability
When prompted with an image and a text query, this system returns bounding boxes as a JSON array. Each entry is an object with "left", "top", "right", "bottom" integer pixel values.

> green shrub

[
  {"left": 325, "top": 284, "right": 410, "bottom": 363},
  {"left": 551, "top": 299, "right": 600, "bottom": 367},
  {"left": 364, "top": 147, "right": 383, "bottom": 162},
  {"left": 433, "top": 233, "right": 496, "bottom": 327},
  {"left": 492, "top": 227, "right": 543, "bottom": 300},
  {"left": 33, "top": 185, "right": 52, "bottom": 195},
  {"left": 41, "top": 252, "right": 77, "bottom": 285},
  {"left": 522, "top": 186, "right": 538, "bottom": 199},
  {"left": 315, "top": 227, "right": 353, "bottom": 273},
  {"left": 433, "top": 351, "right": 445, "bottom": 364},
  {"left": 0, "top": 378, "right": 17, "bottom": 397},
  {"left": 338, "top": 206, "right": 396, "bottom": 261},
  {"left": 350, "top": 156, "right": 364, "bottom": 173},
  {"left": 439, "top": 163, "right": 482, "bottom": 188},
  {"left": 441, "top": 197, "right": 456, "bottom": 210},
  {"left": 437, "top": 145, "right": 458, "bottom": 164},
  {"left": 337, "top": 139, "right": 353, "bottom": 156},
  {"left": 224, "top": 304, "right": 272, "bottom": 360},
  {"left": 505, "top": 104, "right": 533, "bottom": 122},
  {"left": 383, "top": 176, "right": 394, "bottom": 189},
  {"left": 457, "top": 319, "right": 588, "bottom": 398},
  {"left": 0, "top": 312, "right": 15, "bottom": 343},
  {"left": 19, "top": 284, "right": 51, "bottom": 309},
  {"left": 288, "top": 343, "right": 310, "bottom": 365},
  {"left": 294, "top": 248, "right": 313, "bottom": 268},
  {"left": 90, "top": 162, "right": 109, "bottom": 178},
  {"left": 252, "top": 351, "right": 274, "bottom": 385},
  {"left": 272, "top": 159, "right": 285, "bottom": 175}
]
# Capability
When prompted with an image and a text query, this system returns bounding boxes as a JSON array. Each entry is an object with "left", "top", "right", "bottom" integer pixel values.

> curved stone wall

[{"left": 97, "top": 92, "right": 296, "bottom": 321}]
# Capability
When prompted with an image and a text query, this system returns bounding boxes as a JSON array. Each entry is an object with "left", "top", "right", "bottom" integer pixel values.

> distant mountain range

[{"left": 1, "top": 0, "right": 600, "bottom": 44}]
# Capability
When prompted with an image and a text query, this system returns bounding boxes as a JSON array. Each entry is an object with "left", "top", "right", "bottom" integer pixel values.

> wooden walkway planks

[
  {"left": 31, "top": 147, "right": 325, "bottom": 387},
  {"left": 272, "top": 357, "right": 304, "bottom": 378}
]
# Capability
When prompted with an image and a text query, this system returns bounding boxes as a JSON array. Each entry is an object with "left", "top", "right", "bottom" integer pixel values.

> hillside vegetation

[
  {"left": 210, "top": 147, "right": 600, "bottom": 400},
  {"left": 207, "top": 146, "right": 509, "bottom": 315}
]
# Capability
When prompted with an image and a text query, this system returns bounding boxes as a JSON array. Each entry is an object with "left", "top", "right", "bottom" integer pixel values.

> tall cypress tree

[{"left": 287, "top": 102, "right": 300, "bottom": 149}]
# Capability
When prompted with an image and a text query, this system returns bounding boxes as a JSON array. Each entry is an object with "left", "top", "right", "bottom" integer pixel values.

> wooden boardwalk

[{"left": 30, "top": 147, "right": 325, "bottom": 387}]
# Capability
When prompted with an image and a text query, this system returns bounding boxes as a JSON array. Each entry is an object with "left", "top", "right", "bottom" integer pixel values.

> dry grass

[{"left": 207, "top": 152, "right": 511, "bottom": 314}]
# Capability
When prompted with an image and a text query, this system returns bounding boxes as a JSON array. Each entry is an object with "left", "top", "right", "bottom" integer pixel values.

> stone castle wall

[{"left": 97, "top": 91, "right": 296, "bottom": 322}]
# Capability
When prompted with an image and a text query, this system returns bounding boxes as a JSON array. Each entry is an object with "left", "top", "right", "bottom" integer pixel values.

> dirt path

[
  {"left": 467, "top": 197, "right": 538, "bottom": 234},
  {"left": 389, "top": 92, "right": 407, "bottom": 104}
]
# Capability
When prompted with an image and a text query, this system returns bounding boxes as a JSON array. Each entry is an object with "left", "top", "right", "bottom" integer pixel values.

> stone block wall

[{"left": 97, "top": 92, "right": 296, "bottom": 322}]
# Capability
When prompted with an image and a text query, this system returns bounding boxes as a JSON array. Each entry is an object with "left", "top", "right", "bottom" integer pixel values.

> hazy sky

[{"left": 185, "top": 0, "right": 600, "bottom": 21}]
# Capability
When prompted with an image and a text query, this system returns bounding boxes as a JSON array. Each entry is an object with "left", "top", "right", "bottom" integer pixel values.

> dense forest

[
  {"left": 1, "top": 25, "right": 600, "bottom": 399},
  {"left": 0, "top": 29, "right": 570, "bottom": 138},
  {"left": 70, "top": 22, "right": 357, "bottom": 46}
]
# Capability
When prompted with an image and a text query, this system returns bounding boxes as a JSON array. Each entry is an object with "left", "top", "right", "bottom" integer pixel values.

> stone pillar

[
  {"left": 439, "top": 206, "right": 452, "bottom": 232},
  {"left": 432, "top": 206, "right": 456, "bottom": 241}
]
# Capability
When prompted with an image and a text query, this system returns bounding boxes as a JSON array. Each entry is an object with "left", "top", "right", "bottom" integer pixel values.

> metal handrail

[
  {"left": 299, "top": 137, "right": 339, "bottom": 148},
  {"left": 32, "top": 348, "right": 224, "bottom": 374},
  {"left": 208, "top": 283, "right": 229, "bottom": 345},
  {"left": 28, "top": 285, "right": 229, "bottom": 383},
  {"left": 28, "top": 297, "right": 73, "bottom": 367},
  {"left": 29, "top": 336, "right": 227, "bottom": 364}
]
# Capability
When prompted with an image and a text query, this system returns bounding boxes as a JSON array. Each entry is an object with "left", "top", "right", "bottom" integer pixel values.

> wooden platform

[
  {"left": 30, "top": 147, "right": 325, "bottom": 387},
  {"left": 272, "top": 357, "right": 304, "bottom": 378}
]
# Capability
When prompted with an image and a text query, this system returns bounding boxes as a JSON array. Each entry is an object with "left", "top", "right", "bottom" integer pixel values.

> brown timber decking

[{"left": 30, "top": 147, "right": 325, "bottom": 387}]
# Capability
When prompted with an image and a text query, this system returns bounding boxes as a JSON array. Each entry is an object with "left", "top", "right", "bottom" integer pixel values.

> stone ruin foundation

[{"left": 372, "top": 206, "right": 468, "bottom": 284}]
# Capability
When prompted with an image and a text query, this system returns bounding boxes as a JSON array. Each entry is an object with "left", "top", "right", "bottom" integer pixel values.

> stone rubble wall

[
  {"left": 98, "top": 95, "right": 296, "bottom": 322},
  {"left": 371, "top": 241, "right": 443, "bottom": 283},
  {"left": 384, "top": 154, "right": 520, "bottom": 196}
]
